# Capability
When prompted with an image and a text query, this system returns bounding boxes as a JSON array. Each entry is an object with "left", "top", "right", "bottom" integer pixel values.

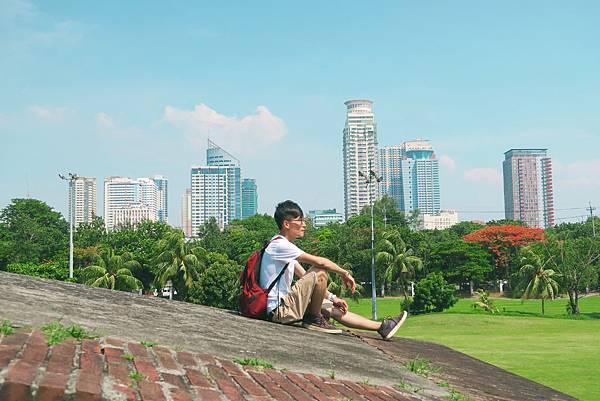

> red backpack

[{"left": 239, "top": 236, "right": 289, "bottom": 320}]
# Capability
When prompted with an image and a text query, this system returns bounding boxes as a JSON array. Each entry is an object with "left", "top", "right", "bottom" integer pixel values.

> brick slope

[{"left": 0, "top": 330, "right": 425, "bottom": 401}]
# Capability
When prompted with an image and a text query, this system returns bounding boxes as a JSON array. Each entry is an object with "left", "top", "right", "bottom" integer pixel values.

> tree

[
  {"left": 472, "top": 289, "right": 499, "bottom": 314},
  {"left": 463, "top": 225, "right": 545, "bottom": 283},
  {"left": 154, "top": 231, "right": 206, "bottom": 300},
  {"left": 376, "top": 229, "right": 423, "bottom": 298},
  {"left": 74, "top": 216, "right": 106, "bottom": 248},
  {"left": 0, "top": 199, "right": 68, "bottom": 267},
  {"left": 411, "top": 272, "right": 458, "bottom": 314},
  {"left": 80, "top": 247, "right": 142, "bottom": 291},
  {"left": 517, "top": 249, "right": 559, "bottom": 315},
  {"left": 187, "top": 252, "right": 241, "bottom": 309},
  {"left": 539, "top": 237, "right": 600, "bottom": 314},
  {"left": 426, "top": 240, "right": 493, "bottom": 294}
]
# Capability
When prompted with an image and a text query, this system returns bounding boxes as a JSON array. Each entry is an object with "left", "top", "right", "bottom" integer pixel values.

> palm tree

[
  {"left": 376, "top": 230, "right": 423, "bottom": 300},
  {"left": 327, "top": 262, "right": 363, "bottom": 302},
  {"left": 81, "top": 247, "right": 142, "bottom": 292},
  {"left": 519, "top": 250, "right": 559, "bottom": 315},
  {"left": 154, "top": 231, "right": 206, "bottom": 299}
]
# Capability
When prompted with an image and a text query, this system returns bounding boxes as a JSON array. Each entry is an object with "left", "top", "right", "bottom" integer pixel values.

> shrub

[
  {"left": 411, "top": 272, "right": 457, "bottom": 314},
  {"left": 4, "top": 261, "right": 71, "bottom": 281},
  {"left": 187, "top": 253, "right": 242, "bottom": 310}
]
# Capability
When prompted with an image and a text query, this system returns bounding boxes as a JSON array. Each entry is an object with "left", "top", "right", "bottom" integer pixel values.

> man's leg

[
  {"left": 328, "top": 308, "right": 380, "bottom": 330},
  {"left": 306, "top": 267, "right": 328, "bottom": 317}
]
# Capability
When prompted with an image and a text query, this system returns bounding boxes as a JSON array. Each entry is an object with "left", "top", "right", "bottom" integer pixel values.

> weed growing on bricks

[
  {"left": 122, "top": 352, "right": 134, "bottom": 361},
  {"left": 41, "top": 321, "right": 95, "bottom": 345},
  {"left": 140, "top": 340, "right": 157, "bottom": 347},
  {"left": 233, "top": 357, "right": 274, "bottom": 369},
  {"left": 0, "top": 320, "right": 13, "bottom": 336},
  {"left": 404, "top": 357, "right": 441, "bottom": 377}
]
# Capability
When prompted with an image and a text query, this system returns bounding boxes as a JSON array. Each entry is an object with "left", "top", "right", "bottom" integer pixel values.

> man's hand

[
  {"left": 342, "top": 271, "right": 356, "bottom": 294},
  {"left": 332, "top": 297, "right": 348, "bottom": 314}
]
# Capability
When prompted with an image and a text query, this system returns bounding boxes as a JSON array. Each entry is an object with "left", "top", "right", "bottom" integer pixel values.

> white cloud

[
  {"left": 28, "top": 106, "right": 70, "bottom": 122},
  {"left": 439, "top": 154, "right": 456, "bottom": 172},
  {"left": 162, "top": 103, "right": 287, "bottom": 155},
  {"left": 96, "top": 112, "right": 116, "bottom": 129},
  {"left": 464, "top": 167, "right": 502, "bottom": 184},
  {"left": 554, "top": 160, "right": 600, "bottom": 190}
]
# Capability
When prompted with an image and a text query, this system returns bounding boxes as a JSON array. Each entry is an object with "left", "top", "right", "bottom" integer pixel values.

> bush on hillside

[
  {"left": 3, "top": 261, "right": 74, "bottom": 282},
  {"left": 187, "top": 253, "right": 242, "bottom": 310},
  {"left": 411, "top": 272, "right": 458, "bottom": 314}
]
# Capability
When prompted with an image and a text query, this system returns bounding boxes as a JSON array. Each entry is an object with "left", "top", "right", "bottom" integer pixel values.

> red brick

[
  {"left": 380, "top": 386, "right": 421, "bottom": 401},
  {"left": 263, "top": 369, "right": 314, "bottom": 401},
  {"left": 75, "top": 373, "right": 102, "bottom": 401},
  {"left": 1, "top": 332, "right": 29, "bottom": 347},
  {"left": 219, "top": 359, "right": 245, "bottom": 376},
  {"left": 139, "top": 380, "right": 167, "bottom": 401},
  {"left": 170, "top": 387, "right": 194, "bottom": 401},
  {"left": 163, "top": 372, "right": 186, "bottom": 388},
  {"left": 102, "top": 347, "right": 125, "bottom": 364},
  {"left": 46, "top": 343, "right": 76, "bottom": 375},
  {"left": 0, "top": 346, "right": 21, "bottom": 367},
  {"left": 105, "top": 338, "right": 125, "bottom": 347},
  {"left": 134, "top": 359, "right": 160, "bottom": 382},
  {"left": 21, "top": 343, "right": 48, "bottom": 364},
  {"left": 186, "top": 368, "right": 212, "bottom": 388},
  {"left": 247, "top": 370, "right": 295, "bottom": 401},
  {"left": 107, "top": 361, "right": 131, "bottom": 384},
  {"left": 112, "top": 383, "right": 138, "bottom": 401},
  {"left": 303, "top": 374, "right": 345, "bottom": 398},
  {"left": 285, "top": 372, "right": 331, "bottom": 401},
  {"left": 231, "top": 375, "right": 269, "bottom": 397},
  {"left": 127, "top": 342, "right": 150, "bottom": 359},
  {"left": 36, "top": 372, "right": 69, "bottom": 401},
  {"left": 196, "top": 352, "right": 216, "bottom": 365},
  {"left": 0, "top": 380, "right": 31, "bottom": 401},
  {"left": 29, "top": 331, "right": 46, "bottom": 346},
  {"left": 329, "top": 382, "right": 368, "bottom": 401},
  {"left": 81, "top": 339, "right": 101, "bottom": 354},
  {"left": 176, "top": 351, "right": 197, "bottom": 368},
  {"left": 79, "top": 352, "right": 103, "bottom": 375},
  {"left": 206, "top": 366, "right": 245, "bottom": 401},
  {"left": 357, "top": 384, "right": 396, "bottom": 401},
  {"left": 153, "top": 348, "right": 180, "bottom": 371},
  {"left": 193, "top": 387, "right": 222, "bottom": 401}
]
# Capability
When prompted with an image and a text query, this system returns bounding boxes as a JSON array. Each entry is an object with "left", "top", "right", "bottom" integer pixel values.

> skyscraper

[
  {"left": 103, "top": 176, "right": 164, "bottom": 230},
  {"left": 242, "top": 178, "right": 258, "bottom": 219},
  {"left": 181, "top": 188, "right": 192, "bottom": 237},
  {"left": 503, "top": 149, "right": 555, "bottom": 229},
  {"left": 69, "top": 176, "right": 96, "bottom": 227},
  {"left": 153, "top": 175, "right": 168, "bottom": 223},
  {"left": 379, "top": 139, "right": 440, "bottom": 215},
  {"left": 343, "top": 99, "right": 379, "bottom": 219},
  {"left": 190, "top": 140, "right": 242, "bottom": 235}
]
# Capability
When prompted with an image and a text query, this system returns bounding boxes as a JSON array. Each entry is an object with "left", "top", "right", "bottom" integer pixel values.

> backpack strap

[{"left": 266, "top": 261, "right": 290, "bottom": 293}]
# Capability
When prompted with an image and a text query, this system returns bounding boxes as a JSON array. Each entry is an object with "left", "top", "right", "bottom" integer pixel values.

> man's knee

[{"left": 314, "top": 269, "right": 328, "bottom": 286}]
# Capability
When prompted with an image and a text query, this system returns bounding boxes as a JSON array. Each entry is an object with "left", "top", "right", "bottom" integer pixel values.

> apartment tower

[
  {"left": 242, "top": 178, "right": 258, "bottom": 219},
  {"left": 343, "top": 99, "right": 379, "bottom": 219},
  {"left": 503, "top": 149, "right": 555, "bottom": 229},
  {"left": 69, "top": 176, "right": 96, "bottom": 227}
]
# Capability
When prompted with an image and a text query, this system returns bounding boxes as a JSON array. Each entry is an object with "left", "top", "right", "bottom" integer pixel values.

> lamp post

[
  {"left": 359, "top": 160, "right": 382, "bottom": 320},
  {"left": 59, "top": 172, "right": 78, "bottom": 279}
]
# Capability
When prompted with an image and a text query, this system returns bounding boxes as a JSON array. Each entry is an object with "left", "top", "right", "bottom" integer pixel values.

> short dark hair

[{"left": 274, "top": 200, "right": 304, "bottom": 229}]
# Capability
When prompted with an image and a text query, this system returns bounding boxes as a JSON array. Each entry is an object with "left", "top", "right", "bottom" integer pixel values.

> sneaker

[
  {"left": 302, "top": 314, "right": 343, "bottom": 334},
  {"left": 378, "top": 311, "right": 408, "bottom": 340}
]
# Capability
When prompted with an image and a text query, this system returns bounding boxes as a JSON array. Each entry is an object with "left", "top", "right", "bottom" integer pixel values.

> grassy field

[{"left": 349, "top": 296, "right": 600, "bottom": 401}]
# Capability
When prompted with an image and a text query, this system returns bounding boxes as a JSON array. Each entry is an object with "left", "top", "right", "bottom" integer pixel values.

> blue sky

[{"left": 1, "top": 1, "right": 599, "bottom": 225}]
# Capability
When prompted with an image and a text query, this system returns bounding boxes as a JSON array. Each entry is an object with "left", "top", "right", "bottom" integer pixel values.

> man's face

[{"left": 285, "top": 216, "right": 306, "bottom": 238}]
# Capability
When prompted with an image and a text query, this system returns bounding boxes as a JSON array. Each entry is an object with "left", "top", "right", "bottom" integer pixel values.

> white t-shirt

[{"left": 259, "top": 235, "right": 304, "bottom": 313}]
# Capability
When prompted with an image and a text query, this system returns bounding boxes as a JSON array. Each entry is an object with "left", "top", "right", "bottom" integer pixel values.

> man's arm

[
  {"left": 296, "top": 253, "right": 356, "bottom": 293},
  {"left": 293, "top": 261, "right": 348, "bottom": 312}
]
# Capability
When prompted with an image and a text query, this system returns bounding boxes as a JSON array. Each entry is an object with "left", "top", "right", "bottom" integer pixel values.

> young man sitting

[{"left": 260, "top": 200, "right": 407, "bottom": 339}]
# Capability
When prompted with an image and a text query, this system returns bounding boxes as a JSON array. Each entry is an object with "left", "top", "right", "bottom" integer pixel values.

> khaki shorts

[{"left": 270, "top": 271, "right": 333, "bottom": 324}]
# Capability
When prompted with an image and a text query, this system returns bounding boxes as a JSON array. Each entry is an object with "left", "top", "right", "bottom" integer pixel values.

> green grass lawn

[{"left": 349, "top": 296, "right": 600, "bottom": 401}]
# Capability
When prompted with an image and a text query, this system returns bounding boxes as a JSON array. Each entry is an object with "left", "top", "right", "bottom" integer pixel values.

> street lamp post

[
  {"left": 359, "top": 161, "right": 382, "bottom": 320},
  {"left": 59, "top": 173, "right": 78, "bottom": 279}
]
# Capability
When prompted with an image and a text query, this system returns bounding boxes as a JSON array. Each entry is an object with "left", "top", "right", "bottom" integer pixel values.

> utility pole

[
  {"left": 359, "top": 160, "right": 382, "bottom": 320},
  {"left": 588, "top": 202, "right": 596, "bottom": 238},
  {"left": 59, "top": 173, "right": 78, "bottom": 279}
]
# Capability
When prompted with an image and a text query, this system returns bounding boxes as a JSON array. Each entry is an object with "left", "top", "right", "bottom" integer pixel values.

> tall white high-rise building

[
  {"left": 69, "top": 176, "right": 96, "bottom": 227},
  {"left": 103, "top": 176, "right": 166, "bottom": 230},
  {"left": 380, "top": 139, "right": 441, "bottom": 215},
  {"left": 343, "top": 99, "right": 379, "bottom": 219},
  {"left": 153, "top": 175, "right": 168, "bottom": 223},
  {"left": 190, "top": 140, "right": 242, "bottom": 235},
  {"left": 181, "top": 188, "right": 192, "bottom": 237}
]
